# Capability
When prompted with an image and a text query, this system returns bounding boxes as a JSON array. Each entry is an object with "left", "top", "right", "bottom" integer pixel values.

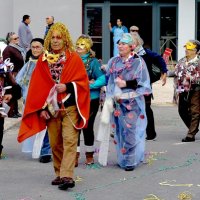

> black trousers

[
  {"left": 8, "top": 99, "right": 19, "bottom": 117},
  {"left": 0, "top": 117, "right": 5, "bottom": 155},
  {"left": 178, "top": 90, "right": 200, "bottom": 137},
  {"left": 145, "top": 94, "right": 157, "bottom": 139},
  {"left": 78, "top": 98, "right": 100, "bottom": 148}
]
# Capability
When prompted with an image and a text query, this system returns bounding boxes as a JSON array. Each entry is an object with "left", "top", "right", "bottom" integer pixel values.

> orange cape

[{"left": 18, "top": 50, "right": 90, "bottom": 143}]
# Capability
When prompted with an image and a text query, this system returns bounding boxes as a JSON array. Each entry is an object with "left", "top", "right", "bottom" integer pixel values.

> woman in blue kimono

[
  {"left": 105, "top": 33, "right": 151, "bottom": 171},
  {"left": 109, "top": 19, "right": 128, "bottom": 57}
]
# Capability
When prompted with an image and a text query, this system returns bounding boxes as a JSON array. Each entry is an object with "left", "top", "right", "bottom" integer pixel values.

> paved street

[{"left": 1, "top": 78, "right": 200, "bottom": 200}]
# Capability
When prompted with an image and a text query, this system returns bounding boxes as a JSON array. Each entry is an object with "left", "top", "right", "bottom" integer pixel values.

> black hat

[{"left": 30, "top": 38, "right": 44, "bottom": 45}]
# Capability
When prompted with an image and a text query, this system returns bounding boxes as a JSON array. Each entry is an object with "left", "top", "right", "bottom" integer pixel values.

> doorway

[
  {"left": 110, "top": 6, "right": 152, "bottom": 57},
  {"left": 85, "top": 6, "right": 103, "bottom": 60},
  {"left": 160, "top": 6, "right": 177, "bottom": 61},
  {"left": 84, "top": 1, "right": 178, "bottom": 63}
]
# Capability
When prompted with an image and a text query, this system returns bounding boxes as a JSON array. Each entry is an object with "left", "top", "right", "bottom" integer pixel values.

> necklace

[{"left": 84, "top": 57, "right": 91, "bottom": 70}]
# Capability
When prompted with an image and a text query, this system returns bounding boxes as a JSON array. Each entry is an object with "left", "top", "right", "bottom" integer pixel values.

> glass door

[
  {"left": 84, "top": 6, "right": 103, "bottom": 60},
  {"left": 110, "top": 5, "right": 152, "bottom": 56},
  {"left": 160, "top": 6, "right": 177, "bottom": 60}
]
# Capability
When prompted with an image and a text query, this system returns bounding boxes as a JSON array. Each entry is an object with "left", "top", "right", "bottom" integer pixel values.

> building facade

[{"left": 0, "top": 0, "right": 198, "bottom": 62}]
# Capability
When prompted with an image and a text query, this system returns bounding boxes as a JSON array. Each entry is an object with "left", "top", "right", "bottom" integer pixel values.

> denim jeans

[{"left": 40, "top": 130, "right": 52, "bottom": 157}]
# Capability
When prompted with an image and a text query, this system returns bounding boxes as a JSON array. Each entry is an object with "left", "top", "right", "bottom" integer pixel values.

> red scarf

[{"left": 18, "top": 50, "right": 90, "bottom": 143}]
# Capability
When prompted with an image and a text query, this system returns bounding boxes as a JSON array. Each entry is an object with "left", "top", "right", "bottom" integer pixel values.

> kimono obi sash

[{"left": 119, "top": 91, "right": 139, "bottom": 99}]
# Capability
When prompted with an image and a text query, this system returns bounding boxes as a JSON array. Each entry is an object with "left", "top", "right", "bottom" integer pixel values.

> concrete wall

[
  {"left": 0, "top": 0, "right": 198, "bottom": 61},
  {"left": 178, "top": 0, "right": 196, "bottom": 60},
  {"left": 0, "top": 0, "right": 14, "bottom": 39},
  {"left": 0, "top": 0, "right": 82, "bottom": 43}
]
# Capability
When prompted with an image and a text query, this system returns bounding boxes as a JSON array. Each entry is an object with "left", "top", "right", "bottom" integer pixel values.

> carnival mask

[
  {"left": 184, "top": 42, "right": 197, "bottom": 50},
  {"left": 42, "top": 50, "right": 60, "bottom": 64},
  {"left": 76, "top": 37, "right": 92, "bottom": 52}
]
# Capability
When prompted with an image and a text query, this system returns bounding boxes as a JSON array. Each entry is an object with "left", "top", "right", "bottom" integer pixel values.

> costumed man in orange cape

[{"left": 18, "top": 22, "right": 90, "bottom": 190}]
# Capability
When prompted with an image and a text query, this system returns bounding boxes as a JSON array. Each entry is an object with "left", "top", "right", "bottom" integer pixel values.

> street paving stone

[{"left": 1, "top": 77, "right": 200, "bottom": 200}]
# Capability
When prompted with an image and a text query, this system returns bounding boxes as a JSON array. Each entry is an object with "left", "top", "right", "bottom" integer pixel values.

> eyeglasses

[
  {"left": 13, "top": 37, "right": 19, "bottom": 40},
  {"left": 130, "top": 30, "right": 138, "bottom": 32},
  {"left": 46, "top": 17, "right": 50, "bottom": 20},
  {"left": 31, "top": 46, "right": 42, "bottom": 50}
]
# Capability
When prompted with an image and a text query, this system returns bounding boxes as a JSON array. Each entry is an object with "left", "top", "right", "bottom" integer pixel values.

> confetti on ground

[
  {"left": 178, "top": 191, "right": 193, "bottom": 200},
  {"left": 70, "top": 154, "right": 199, "bottom": 200},
  {"left": 71, "top": 193, "right": 86, "bottom": 200},
  {"left": 173, "top": 142, "right": 185, "bottom": 145},
  {"left": 0, "top": 153, "right": 7, "bottom": 159},
  {"left": 75, "top": 176, "right": 83, "bottom": 182},
  {"left": 144, "top": 151, "right": 167, "bottom": 165},
  {"left": 86, "top": 163, "right": 101, "bottom": 169},
  {"left": 196, "top": 184, "right": 200, "bottom": 187},
  {"left": 159, "top": 180, "right": 193, "bottom": 187},
  {"left": 119, "top": 177, "right": 127, "bottom": 181},
  {"left": 143, "top": 194, "right": 164, "bottom": 200}
]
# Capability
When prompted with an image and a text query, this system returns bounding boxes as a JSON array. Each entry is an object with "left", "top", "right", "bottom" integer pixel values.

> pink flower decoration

[
  {"left": 126, "top": 123, "right": 131, "bottom": 128},
  {"left": 114, "top": 110, "right": 121, "bottom": 117},
  {"left": 125, "top": 64, "right": 131, "bottom": 70},
  {"left": 140, "top": 115, "right": 145, "bottom": 119},
  {"left": 126, "top": 105, "right": 132, "bottom": 110},
  {"left": 121, "top": 148, "right": 126, "bottom": 154},
  {"left": 111, "top": 123, "right": 115, "bottom": 128},
  {"left": 128, "top": 113, "right": 134, "bottom": 119}
]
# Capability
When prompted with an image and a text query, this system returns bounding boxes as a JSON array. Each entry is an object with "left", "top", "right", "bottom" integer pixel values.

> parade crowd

[{"left": 0, "top": 15, "right": 199, "bottom": 191}]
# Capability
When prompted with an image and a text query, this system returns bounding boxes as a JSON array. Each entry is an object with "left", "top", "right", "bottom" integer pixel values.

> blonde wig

[{"left": 44, "top": 22, "right": 75, "bottom": 52}]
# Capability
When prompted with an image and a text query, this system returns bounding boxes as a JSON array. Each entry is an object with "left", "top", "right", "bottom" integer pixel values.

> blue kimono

[
  {"left": 106, "top": 54, "right": 151, "bottom": 169},
  {"left": 111, "top": 26, "right": 128, "bottom": 57},
  {"left": 16, "top": 58, "right": 37, "bottom": 103}
]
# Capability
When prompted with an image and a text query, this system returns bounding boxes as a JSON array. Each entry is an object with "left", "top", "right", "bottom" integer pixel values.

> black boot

[
  {"left": 85, "top": 152, "right": 94, "bottom": 165},
  {"left": 0, "top": 145, "right": 3, "bottom": 159},
  {"left": 58, "top": 177, "right": 75, "bottom": 190},
  {"left": 39, "top": 155, "right": 52, "bottom": 163},
  {"left": 182, "top": 136, "right": 195, "bottom": 142}
]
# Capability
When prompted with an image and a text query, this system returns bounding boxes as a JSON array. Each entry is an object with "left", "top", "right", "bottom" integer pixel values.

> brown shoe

[
  {"left": 85, "top": 152, "right": 94, "bottom": 165},
  {"left": 58, "top": 177, "right": 75, "bottom": 190},
  {"left": 51, "top": 176, "right": 61, "bottom": 185},
  {"left": 75, "top": 152, "right": 80, "bottom": 167}
]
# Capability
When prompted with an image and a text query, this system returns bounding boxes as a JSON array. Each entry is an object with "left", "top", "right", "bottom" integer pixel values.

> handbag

[{"left": 151, "top": 64, "right": 161, "bottom": 83}]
